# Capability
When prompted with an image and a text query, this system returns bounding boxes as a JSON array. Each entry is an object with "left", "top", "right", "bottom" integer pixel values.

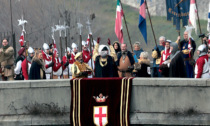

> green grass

[{"left": 67, "top": 0, "right": 208, "bottom": 52}]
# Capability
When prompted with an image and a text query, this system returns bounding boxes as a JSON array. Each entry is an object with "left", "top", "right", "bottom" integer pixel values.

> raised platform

[{"left": 0, "top": 78, "right": 210, "bottom": 125}]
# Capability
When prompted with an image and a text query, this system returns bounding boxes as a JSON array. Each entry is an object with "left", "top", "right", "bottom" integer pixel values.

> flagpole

[
  {"left": 119, "top": 0, "right": 133, "bottom": 52},
  {"left": 59, "top": 34, "right": 63, "bottom": 78},
  {"left": 195, "top": 0, "right": 203, "bottom": 43},
  {"left": 80, "top": 35, "right": 82, "bottom": 52},
  {"left": 51, "top": 38, "right": 54, "bottom": 79},
  {"left": 145, "top": 0, "right": 158, "bottom": 47},
  {"left": 64, "top": 27, "right": 69, "bottom": 78},
  {"left": 22, "top": 15, "right": 28, "bottom": 78},
  {"left": 86, "top": 19, "right": 94, "bottom": 77},
  {"left": 9, "top": 0, "right": 16, "bottom": 59},
  {"left": 89, "top": 34, "right": 94, "bottom": 77}
]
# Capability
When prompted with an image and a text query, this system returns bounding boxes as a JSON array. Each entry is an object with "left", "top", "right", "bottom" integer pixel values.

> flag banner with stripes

[
  {"left": 115, "top": 0, "right": 124, "bottom": 44},
  {"left": 138, "top": 0, "right": 147, "bottom": 44},
  {"left": 70, "top": 77, "right": 133, "bottom": 126}
]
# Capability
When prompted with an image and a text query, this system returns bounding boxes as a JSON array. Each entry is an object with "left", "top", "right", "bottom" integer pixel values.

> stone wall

[{"left": 0, "top": 78, "right": 210, "bottom": 125}]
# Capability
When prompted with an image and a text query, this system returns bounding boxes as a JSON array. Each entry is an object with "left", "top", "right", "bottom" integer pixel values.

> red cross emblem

[{"left": 93, "top": 106, "right": 108, "bottom": 126}]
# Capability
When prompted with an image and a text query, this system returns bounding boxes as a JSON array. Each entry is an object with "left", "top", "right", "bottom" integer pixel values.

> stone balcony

[{"left": 0, "top": 78, "right": 210, "bottom": 125}]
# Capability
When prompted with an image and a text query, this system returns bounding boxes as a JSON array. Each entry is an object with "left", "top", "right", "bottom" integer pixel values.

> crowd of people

[{"left": 0, "top": 30, "right": 210, "bottom": 81}]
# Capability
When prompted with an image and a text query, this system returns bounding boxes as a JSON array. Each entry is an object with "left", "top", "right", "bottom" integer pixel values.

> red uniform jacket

[
  {"left": 69, "top": 53, "right": 76, "bottom": 63},
  {"left": 82, "top": 50, "right": 91, "bottom": 63},
  {"left": 195, "top": 55, "right": 209, "bottom": 78},
  {"left": 53, "top": 54, "right": 62, "bottom": 72},
  {"left": 62, "top": 55, "right": 74, "bottom": 70},
  {"left": 42, "top": 50, "right": 52, "bottom": 69},
  {"left": 21, "top": 59, "right": 31, "bottom": 80}
]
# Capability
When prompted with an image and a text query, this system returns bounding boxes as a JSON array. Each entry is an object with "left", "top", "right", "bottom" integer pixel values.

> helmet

[
  {"left": 65, "top": 47, "right": 71, "bottom": 53},
  {"left": 71, "top": 43, "right": 78, "bottom": 49},
  {"left": 198, "top": 44, "right": 207, "bottom": 52},
  {"left": 28, "top": 46, "right": 35, "bottom": 54},
  {"left": 43, "top": 43, "right": 49, "bottom": 50},
  {"left": 165, "top": 40, "right": 172, "bottom": 43},
  {"left": 82, "top": 41, "right": 87, "bottom": 46},
  {"left": 98, "top": 45, "right": 110, "bottom": 55}
]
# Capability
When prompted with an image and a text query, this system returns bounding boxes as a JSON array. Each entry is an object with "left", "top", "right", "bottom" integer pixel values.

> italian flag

[{"left": 115, "top": 0, "right": 124, "bottom": 44}]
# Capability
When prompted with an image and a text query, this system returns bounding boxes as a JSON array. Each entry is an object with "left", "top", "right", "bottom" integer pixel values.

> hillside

[
  {"left": 121, "top": 0, "right": 209, "bottom": 20},
  {"left": 0, "top": 0, "right": 208, "bottom": 57}
]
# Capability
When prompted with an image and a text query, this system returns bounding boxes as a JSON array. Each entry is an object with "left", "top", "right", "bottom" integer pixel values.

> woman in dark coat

[
  {"left": 29, "top": 50, "right": 46, "bottom": 80},
  {"left": 113, "top": 41, "right": 121, "bottom": 54},
  {"left": 135, "top": 52, "right": 151, "bottom": 77}
]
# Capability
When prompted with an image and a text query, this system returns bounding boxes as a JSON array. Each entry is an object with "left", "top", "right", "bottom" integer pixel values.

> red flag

[
  {"left": 19, "top": 31, "right": 24, "bottom": 46},
  {"left": 87, "top": 34, "right": 90, "bottom": 46},
  {"left": 115, "top": 0, "right": 124, "bottom": 43}
]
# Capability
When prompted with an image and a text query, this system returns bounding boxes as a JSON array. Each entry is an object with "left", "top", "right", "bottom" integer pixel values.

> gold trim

[
  {"left": 93, "top": 106, "right": 108, "bottom": 126},
  {"left": 99, "top": 57, "right": 108, "bottom": 67},
  {"left": 123, "top": 78, "right": 127, "bottom": 125},
  {"left": 120, "top": 78, "right": 124, "bottom": 126},
  {"left": 75, "top": 79, "right": 78, "bottom": 126},
  {"left": 72, "top": 79, "right": 76, "bottom": 126},
  {"left": 78, "top": 78, "right": 82, "bottom": 126},
  {"left": 75, "top": 78, "right": 79, "bottom": 126},
  {"left": 125, "top": 78, "right": 131, "bottom": 126},
  {"left": 120, "top": 77, "right": 127, "bottom": 126}
]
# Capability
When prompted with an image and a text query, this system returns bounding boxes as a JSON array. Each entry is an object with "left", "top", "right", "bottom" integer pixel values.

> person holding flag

[
  {"left": 177, "top": 28, "right": 196, "bottom": 78},
  {"left": 151, "top": 36, "right": 165, "bottom": 77},
  {"left": 116, "top": 43, "right": 135, "bottom": 77}
]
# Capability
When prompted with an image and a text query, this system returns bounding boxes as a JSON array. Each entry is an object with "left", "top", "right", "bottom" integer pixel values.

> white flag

[{"left": 189, "top": 0, "right": 197, "bottom": 34}]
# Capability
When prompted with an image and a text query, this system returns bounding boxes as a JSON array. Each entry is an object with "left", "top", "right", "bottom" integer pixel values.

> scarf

[{"left": 3, "top": 45, "right": 9, "bottom": 51}]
